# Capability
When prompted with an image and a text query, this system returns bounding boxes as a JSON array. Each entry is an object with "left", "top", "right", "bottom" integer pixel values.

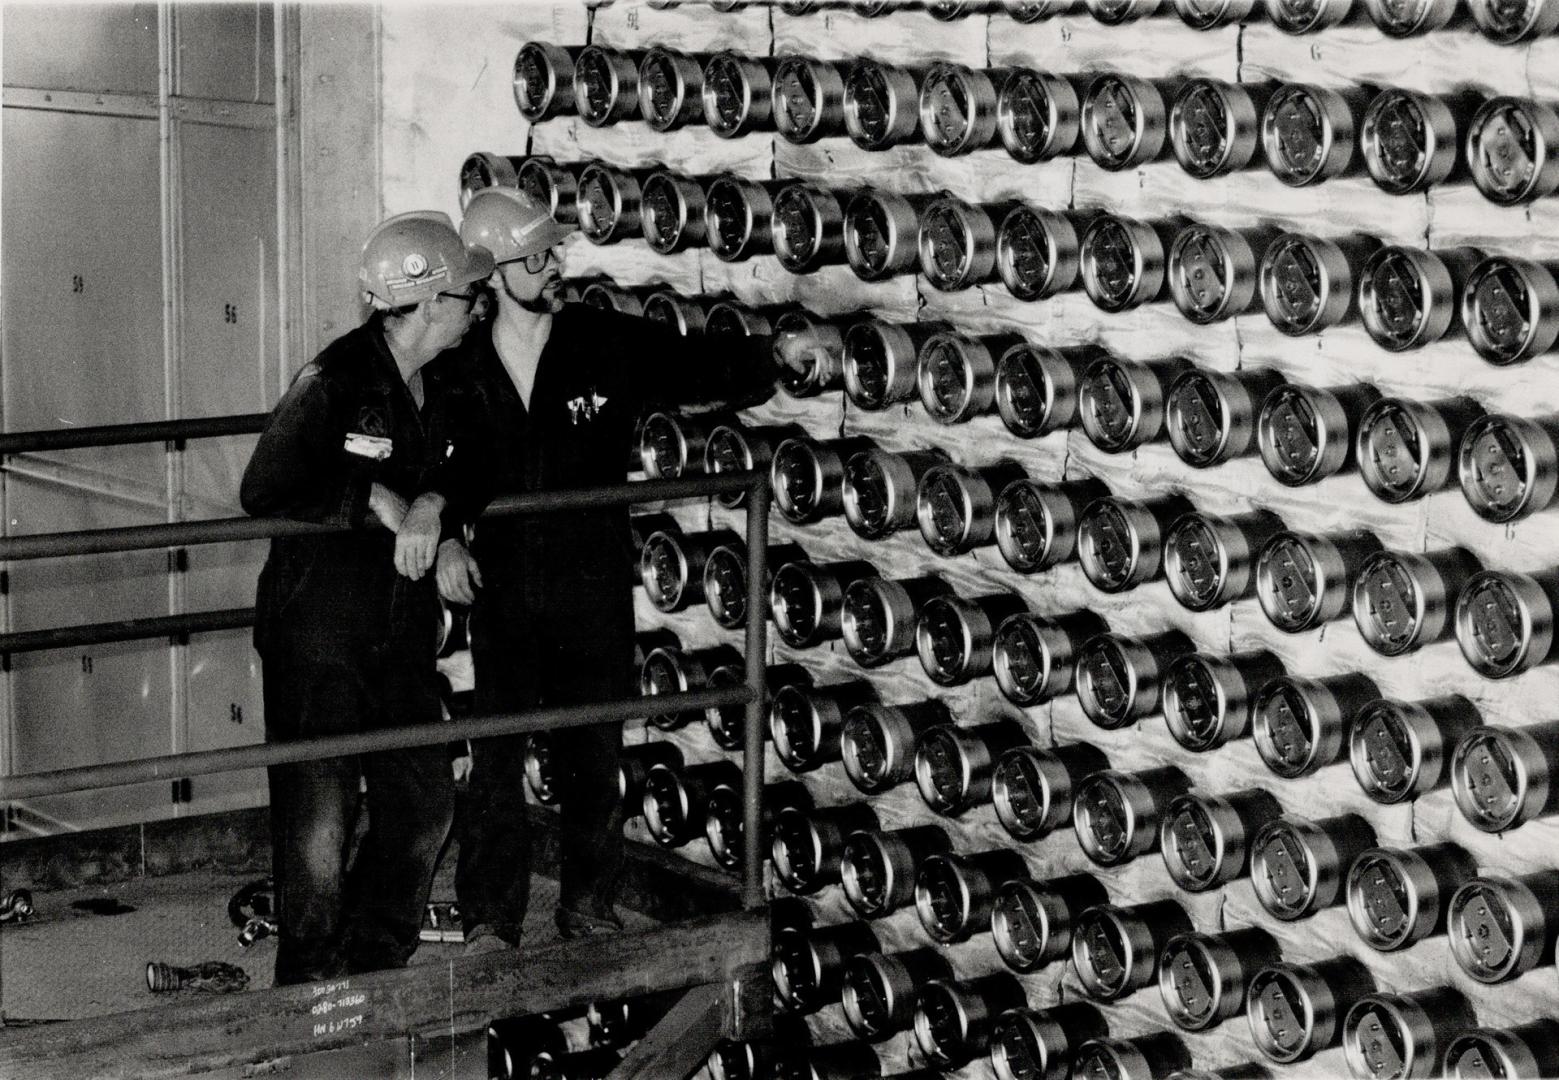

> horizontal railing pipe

[
  {"left": 0, "top": 413, "right": 269, "bottom": 456},
  {"left": 0, "top": 608, "right": 255, "bottom": 655},
  {"left": 0, "top": 684, "right": 751, "bottom": 801},
  {"left": 482, "top": 472, "right": 752, "bottom": 513},
  {"left": 0, "top": 466, "right": 770, "bottom": 919},
  {"left": 0, "top": 515, "right": 334, "bottom": 560},
  {"left": 0, "top": 472, "right": 757, "bottom": 561}
]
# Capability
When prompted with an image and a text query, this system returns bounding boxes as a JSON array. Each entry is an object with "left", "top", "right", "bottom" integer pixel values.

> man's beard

[{"left": 503, "top": 275, "right": 562, "bottom": 314}]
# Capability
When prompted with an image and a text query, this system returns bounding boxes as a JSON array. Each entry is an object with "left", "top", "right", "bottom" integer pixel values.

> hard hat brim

[
  {"left": 448, "top": 244, "right": 497, "bottom": 290},
  {"left": 511, "top": 217, "right": 577, "bottom": 260}
]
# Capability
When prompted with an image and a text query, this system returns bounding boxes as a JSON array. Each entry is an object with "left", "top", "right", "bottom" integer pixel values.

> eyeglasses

[
  {"left": 511, "top": 247, "right": 557, "bottom": 274},
  {"left": 438, "top": 288, "right": 482, "bottom": 312}
]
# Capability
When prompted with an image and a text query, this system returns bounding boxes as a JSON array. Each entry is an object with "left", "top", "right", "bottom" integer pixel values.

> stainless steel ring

[
  {"left": 1342, "top": 990, "right": 1474, "bottom": 1080},
  {"left": 1160, "top": 789, "right": 1283, "bottom": 890},
  {"left": 1461, "top": 256, "right": 1559, "bottom": 366},
  {"left": 575, "top": 163, "right": 644, "bottom": 245},
  {"left": 996, "top": 205, "right": 1085, "bottom": 300},
  {"left": 1453, "top": 570, "right": 1557, "bottom": 678},
  {"left": 1070, "top": 902, "right": 1191, "bottom": 1001},
  {"left": 638, "top": 47, "right": 705, "bottom": 132},
  {"left": 1457, "top": 413, "right": 1559, "bottom": 522},
  {"left": 1168, "top": 222, "right": 1266, "bottom": 323},
  {"left": 1258, "top": 233, "right": 1366, "bottom": 335},
  {"left": 992, "top": 610, "right": 1102, "bottom": 703},
  {"left": 1250, "top": 814, "right": 1377, "bottom": 920},
  {"left": 771, "top": 55, "right": 846, "bottom": 144},
  {"left": 1358, "top": 245, "right": 1477, "bottom": 351},
  {"left": 1164, "top": 510, "right": 1284, "bottom": 611},
  {"left": 1466, "top": 97, "right": 1559, "bottom": 206},
  {"left": 1078, "top": 356, "right": 1181, "bottom": 453},
  {"left": 513, "top": 41, "right": 578, "bottom": 122},
  {"left": 1352, "top": 547, "right": 1479, "bottom": 656},
  {"left": 843, "top": 58, "right": 922, "bottom": 150},
  {"left": 1364, "top": 0, "right": 1459, "bottom": 33},
  {"left": 1170, "top": 79, "right": 1264, "bottom": 176},
  {"left": 1264, "top": 0, "right": 1353, "bottom": 34},
  {"left": 702, "top": 51, "right": 773, "bottom": 138},
  {"left": 1073, "top": 767, "right": 1187, "bottom": 864},
  {"left": 842, "top": 448, "right": 943, "bottom": 540},
  {"left": 994, "top": 479, "right": 1098, "bottom": 573},
  {"left": 917, "top": 332, "right": 1003, "bottom": 423},
  {"left": 842, "top": 319, "right": 931, "bottom": 410},
  {"left": 771, "top": 182, "right": 845, "bottom": 274},
  {"left": 996, "top": 68, "right": 1082, "bottom": 163},
  {"left": 639, "top": 169, "right": 707, "bottom": 254},
  {"left": 1451, "top": 722, "right": 1558, "bottom": 830},
  {"left": 1357, "top": 396, "right": 1478, "bottom": 503},
  {"left": 1167, "top": 367, "right": 1285, "bottom": 468},
  {"left": 844, "top": 190, "right": 925, "bottom": 282},
  {"left": 1257, "top": 382, "right": 1372, "bottom": 485},
  {"left": 920, "top": 62, "right": 1001, "bottom": 156},
  {"left": 704, "top": 174, "right": 776, "bottom": 262},
  {"left": 1174, "top": 0, "right": 1261, "bottom": 29},
  {"left": 1081, "top": 214, "right": 1171, "bottom": 312},
  {"left": 1162, "top": 651, "right": 1286, "bottom": 751},
  {"left": 1469, "top": 0, "right": 1559, "bottom": 40},
  {"left": 1349, "top": 696, "right": 1478, "bottom": 804},
  {"left": 573, "top": 46, "right": 641, "bottom": 127},
  {"left": 1082, "top": 73, "right": 1171, "bottom": 170},
  {"left": 918, "top": 198, "right": 1000, "bottom": 291},
  {"left": 1253, "top": 672, "right": 1378, "bottom": 778},
  {"left": 516, "top": 157, "right": 580, "bottom": 224},
  {"left": 1159, "top": 929, "right": 1280, "bottom": 1032},
  {"left": 1361, "top": 88, "right": 1459, "bottom": 195}
]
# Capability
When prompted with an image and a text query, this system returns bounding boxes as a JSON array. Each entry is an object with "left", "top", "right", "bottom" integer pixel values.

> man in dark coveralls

[
  {"left": 439, "top": 187, "right": 817, "bottom": 949},
  {"left": 240, "top": 212, "right": 494, "bottom": 985}
]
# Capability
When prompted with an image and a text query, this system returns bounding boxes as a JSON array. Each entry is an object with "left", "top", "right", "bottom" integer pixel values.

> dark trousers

[
  {"left": 262, "top": 646, "right": 454, "bottom": 986},
  {"left": 456, "top": 586, "right": 632, "bottom": 943}
]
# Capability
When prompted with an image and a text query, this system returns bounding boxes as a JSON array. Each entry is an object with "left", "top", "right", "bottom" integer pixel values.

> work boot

[
  {"left": 463, "top": 924, "right": 513, "bottom": 955},
  {"left": 555, "top": 905, "right": 623, "bottom": 941}
]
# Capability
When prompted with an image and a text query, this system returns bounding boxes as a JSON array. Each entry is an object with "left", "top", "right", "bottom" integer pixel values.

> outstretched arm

[{"left": 625, "top": 314, "right": 819, "bottom": 412}]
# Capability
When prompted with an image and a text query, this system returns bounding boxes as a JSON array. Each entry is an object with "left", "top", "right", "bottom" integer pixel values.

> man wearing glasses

[
  {"left": 439, "top": 187, "right": 817, "bottom": 951},
  {"left": 240, "top": 212, "right": 493, "bottom": 984}
]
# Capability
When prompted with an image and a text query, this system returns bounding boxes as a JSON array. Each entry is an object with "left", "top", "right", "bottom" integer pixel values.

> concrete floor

[{"left": 0, "top": 863, "right": 646, "bottom": 1024}]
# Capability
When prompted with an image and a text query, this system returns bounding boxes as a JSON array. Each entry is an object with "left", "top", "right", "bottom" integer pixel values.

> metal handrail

[
  {"left": 0, "top": 685, "right": 747, "bottom": 799},
  {"left": 0, "top": 473, "right": 752, "bottom": 561},
  {"left": 0, "top": 469, "right": 774, "bottom": 909},
  {"left": 0, "top": 607, "right": 255, "bottom": 656},
  {"left": 0, "top": 412, "right": 269, "bottom": 455}
]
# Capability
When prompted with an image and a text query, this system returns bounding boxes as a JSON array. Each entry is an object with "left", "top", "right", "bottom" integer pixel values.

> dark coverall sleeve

[
  {"left": 239, "top": 368, "right": 374, "bottom": 528},
  {"left": 425, "top": 355, "right": 504, "bottom": 534},
  {"left": 619, "top": 315, "right": 783, "bottom": 413}
]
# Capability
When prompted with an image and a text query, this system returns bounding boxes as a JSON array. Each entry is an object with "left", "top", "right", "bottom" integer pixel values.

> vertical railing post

[{"left": 740, "top": 471, "right": 771, "bottom": 910}]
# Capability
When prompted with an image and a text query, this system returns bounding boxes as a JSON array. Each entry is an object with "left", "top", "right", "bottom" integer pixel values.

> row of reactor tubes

[
  {"left": 678, "top": 0, "right": 1559, "bottom": 42},
  {"left": 472, "top": 154, "right": 1559, "bottom": 368},
  {"left": 512, "top": 42, "right": 1559, "bottom": 205}
]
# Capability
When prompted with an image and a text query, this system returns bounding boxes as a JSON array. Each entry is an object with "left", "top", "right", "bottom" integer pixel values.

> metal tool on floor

[
  {"left": 421, "top": 900, "right": 464, "bottom": 944},
  {"left": 145, "top": 960, "right": 250, "bottom": 994},
  {"left": 227, "top": 877, "right": 278, "bottom": 948},
  {"left": 0, "top": 888, "right": 34, "bottom": 923}
]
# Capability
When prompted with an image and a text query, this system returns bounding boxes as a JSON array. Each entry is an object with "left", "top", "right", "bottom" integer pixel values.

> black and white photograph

[{"left": 1, "top": 0, "right": 1557, "bottom": 1076}]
